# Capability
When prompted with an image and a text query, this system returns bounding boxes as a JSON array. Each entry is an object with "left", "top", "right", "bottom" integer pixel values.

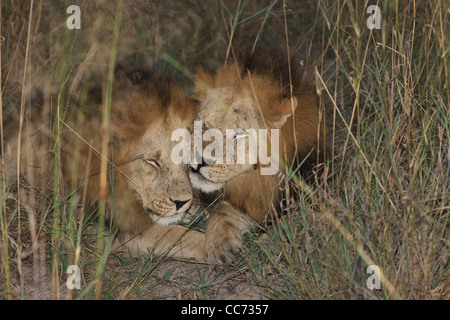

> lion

[
  {"left": 189, "top": 49, "right": 329, "bottom": 264},
  {"left": 2, "top": 70, "right": 206, "bottom": 262}
]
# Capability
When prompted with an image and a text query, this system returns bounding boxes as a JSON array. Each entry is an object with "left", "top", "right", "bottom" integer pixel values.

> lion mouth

[
  {"left": 189, "top": 168, "right": 224, "bottom": 193},
  {"left": 145, "top": 207, "right": 185, "bottom": 226}
]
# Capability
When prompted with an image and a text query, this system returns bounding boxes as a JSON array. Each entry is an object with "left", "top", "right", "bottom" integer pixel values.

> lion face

[
  {"left": 189, "top": 87, "right": 268, "bottom": 193},
  {"left": 189, "top": 62, "right": 301, "bottom": 194},
  {"left": 127, "top": 118, "right": 193, "bottom": 226}
]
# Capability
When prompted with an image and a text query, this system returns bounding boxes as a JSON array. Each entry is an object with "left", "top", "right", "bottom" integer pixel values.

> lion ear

[
  {"left": 272, "top": 97, "right": 298, "bottom": 128},
  {"left": 193, "top": 67, "right": 214, "bottom": 100}
]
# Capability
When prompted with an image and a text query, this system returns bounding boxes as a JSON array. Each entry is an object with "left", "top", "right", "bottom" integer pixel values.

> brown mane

[
  {"left": 109, "top": 72, "right": 197, "bottom": 146},
  {"left": 235, "top": 47, "right": 304, "bottom": 99}
]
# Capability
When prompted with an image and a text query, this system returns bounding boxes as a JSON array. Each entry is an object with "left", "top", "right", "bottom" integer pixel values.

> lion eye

[{"left": 145, "top": 159, "right": 161, "bottom": 169}]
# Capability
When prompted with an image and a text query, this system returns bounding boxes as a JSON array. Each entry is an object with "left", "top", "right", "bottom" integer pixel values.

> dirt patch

[
  {"left": 13, "top": 252, "right": 264, "bottom": 300},
  {"left": 127, "top": 261, "right": 264, "bottom": 300}
]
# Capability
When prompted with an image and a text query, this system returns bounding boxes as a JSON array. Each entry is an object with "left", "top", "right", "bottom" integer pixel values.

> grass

[{"left": 0, "top": 0, "right": 449, "bottom": 299}]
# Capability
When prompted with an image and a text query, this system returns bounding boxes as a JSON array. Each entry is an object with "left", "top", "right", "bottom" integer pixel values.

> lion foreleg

[{"left": 115, "top": 225, "right": 206, "bottom": 262}]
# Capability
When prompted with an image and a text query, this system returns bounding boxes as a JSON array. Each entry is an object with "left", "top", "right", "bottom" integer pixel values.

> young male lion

[
  {"left": 3, "top": 71, "right": 206, "bottom": 262},
  {"left": 189, "top": 49, "right": 329, "bottom": 264}
]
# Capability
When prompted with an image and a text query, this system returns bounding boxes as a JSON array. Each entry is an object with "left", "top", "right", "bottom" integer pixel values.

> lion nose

[
  {"left": 192, "top": 161, "right": 205, "bottom": 173},
  {"left": 172, "top": 199, "right": 190, "bottom": 211},
  {"left": 191, "top": 150, "right": 205, "bottom": 173}
]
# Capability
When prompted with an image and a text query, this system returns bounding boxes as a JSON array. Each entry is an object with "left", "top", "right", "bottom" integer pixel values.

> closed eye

[{"left": 145, "top": 159, "right": 161, "bottom": 169}]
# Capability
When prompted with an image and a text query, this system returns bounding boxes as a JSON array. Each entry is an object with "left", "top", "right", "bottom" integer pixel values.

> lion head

[
  {"left": 68, "top": 72, "right": 199, "bottom": 230},
  {"left": 189, "top": 49, "right": 326, "bottom": 189},
  {"left": 188, "top": 49, "right": 328, "bottom": 223}
]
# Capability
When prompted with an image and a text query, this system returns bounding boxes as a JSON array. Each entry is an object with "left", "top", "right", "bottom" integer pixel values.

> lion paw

[{"left": 205, "top": 227, "right": 243, "bottom": 264}]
